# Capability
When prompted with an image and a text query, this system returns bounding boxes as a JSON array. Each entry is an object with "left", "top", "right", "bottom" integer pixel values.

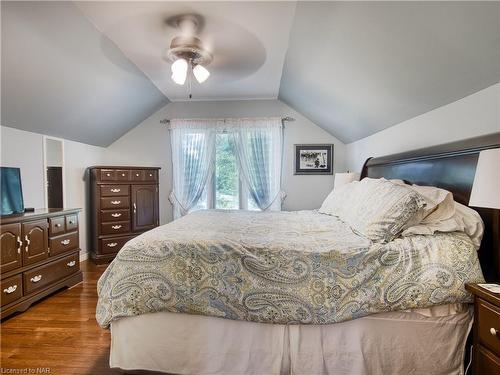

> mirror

[{"left": 44, "top": 137, "right": 64, "bottom": 209}]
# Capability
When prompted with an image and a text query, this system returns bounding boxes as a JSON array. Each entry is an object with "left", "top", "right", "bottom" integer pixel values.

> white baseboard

[{"left": 79, "top": 249, "right": 89, "bottom": 262}]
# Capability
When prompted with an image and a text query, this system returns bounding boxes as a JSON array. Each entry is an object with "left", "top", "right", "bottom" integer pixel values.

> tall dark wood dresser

[
  {"left": 88, "top": 166, "right": 160, "bottom": 264},
  {"left": 1, "top": 208, "right": 82, "bottom": 319}
]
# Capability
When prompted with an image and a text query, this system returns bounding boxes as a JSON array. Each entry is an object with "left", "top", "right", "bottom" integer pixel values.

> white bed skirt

[{"left": 110, "top": 304, "right": 472, "bottom": 375}]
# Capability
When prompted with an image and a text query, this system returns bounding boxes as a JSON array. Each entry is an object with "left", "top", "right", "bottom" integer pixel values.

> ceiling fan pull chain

[{"left": 188, "top": 59, "right": 193, "bottom": 99}]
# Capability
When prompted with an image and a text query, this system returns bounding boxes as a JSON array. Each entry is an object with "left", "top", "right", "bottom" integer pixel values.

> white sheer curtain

[
  {"left": 227, "top": 117, "right": 285, "bottom": 211},
  {"left": 169, "top": 119, "right": 218, "bottom": 219}
]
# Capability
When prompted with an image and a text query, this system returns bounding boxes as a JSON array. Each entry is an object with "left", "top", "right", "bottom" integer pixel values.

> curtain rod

[{"left": 159, "top": 116, "right": 295, "bottom": 125}]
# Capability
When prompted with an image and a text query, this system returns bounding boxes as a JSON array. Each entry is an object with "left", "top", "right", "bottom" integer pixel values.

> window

[
  {"left": 169, "top": 118, "right": 283, "bottom": 219},
  {"left": 190, "top": 132, "right": 260, "bottom": 212},
  {"left": 215, "top": 133, "right": 239, "bottom": 209}
]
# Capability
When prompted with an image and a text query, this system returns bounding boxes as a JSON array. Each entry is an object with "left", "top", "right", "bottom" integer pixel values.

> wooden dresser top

[
  {"left": 1, "top": 208, "right": 81, "bottom": 224},
  {"left": 88, "top": 166, "right": 161, "bottom": 170},
  {"left": 466, "top": 283, "right": 500, "bottom": 307}
]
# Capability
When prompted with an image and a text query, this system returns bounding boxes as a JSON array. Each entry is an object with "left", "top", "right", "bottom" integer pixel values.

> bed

[{"left": 99, "top": 133, "right": 500, "bottom": 375}]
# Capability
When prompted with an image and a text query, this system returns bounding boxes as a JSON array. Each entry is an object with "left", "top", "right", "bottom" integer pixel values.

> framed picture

[{"left": 294, "top": 144, "right": 333, "bottom": 175}]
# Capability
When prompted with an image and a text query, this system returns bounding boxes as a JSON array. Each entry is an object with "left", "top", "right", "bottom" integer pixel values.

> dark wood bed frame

[{"left": 361, "top": 132, "right": 500, "bottom": 281}]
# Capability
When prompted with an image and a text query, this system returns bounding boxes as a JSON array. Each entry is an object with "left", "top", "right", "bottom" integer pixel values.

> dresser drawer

[
  {"left": 479, "top": 299, "right": 500, "bottom": 356},
  {"left": 23, "top": 253, "right": 79, "bottom": 294},
  {"left": 49, "top": 216, "right": 66, "bottom": 236},
  {"left": 101, "top": 185, "right": 130, "bottom": 197},
  {"left": 101, "top": 221, "right": 130, "bottom": 235},
  {"left": 101, "top": 196, "right": 130, "bottom": 209},
  {"left": 101, "top": 235, "right": 135, "bottom": 255},
  {"left": 49, "top": 232, "right": 79, "bottom": 256},
  {"left": 477, "top": 345, "right": 500, "bottom": 375},
  {"left": 1, "top": 275, "right": 23, "bottom": 307},
  {"left": 131, "top": 170, "right": 144, "bottom": 181},
  {"left": 101, "top": 209, "right": 130, "bottom": 223},
  {"left": 100, "top": 169, "right": 116, "bottom": 181},
  {"left": 65, "top": 214, "right": 78, "bottom": 232},
  {"left": 116, "top": 170, "right": 131, "bottom": 181},
  {"left": 144, "top": 170, "right": 158, "bottom": 181}
]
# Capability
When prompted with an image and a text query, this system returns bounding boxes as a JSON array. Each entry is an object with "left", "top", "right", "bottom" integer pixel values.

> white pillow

[
  {"left": 319, "top": 181, "right": 359, "bottom": 214},
  {"left": 402, "top": 202, "right": 484, "bottom": 250},
  {"left": 386, "top": 181, "right": 456, "bottom": 222},
  {"left": 408, "top": 184, "right": 455, "bottom": 223},
  {"left": 319, "top": 178, "right": 427, "bottom": 243}
]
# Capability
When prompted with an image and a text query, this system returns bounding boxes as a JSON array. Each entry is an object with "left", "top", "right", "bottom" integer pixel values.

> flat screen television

[{"left": 1, "top": 167, "right": 25, "bottom": 215}]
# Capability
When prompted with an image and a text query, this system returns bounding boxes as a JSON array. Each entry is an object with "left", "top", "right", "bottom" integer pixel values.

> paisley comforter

[{"left": 96, "top": 209, "right": 484, "bottom": 328}]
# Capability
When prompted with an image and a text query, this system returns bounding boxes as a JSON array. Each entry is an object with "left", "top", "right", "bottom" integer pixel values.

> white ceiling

[{"left": 76, "top": 1, "right": 297, "bottom": 102}]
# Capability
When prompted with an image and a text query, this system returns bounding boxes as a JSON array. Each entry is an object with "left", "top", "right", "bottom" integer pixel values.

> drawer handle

[
  {"left": 30, "top": 275, "right": 42, "bottom": 283},
  {"left": 55, "top": 223, "right": 62, "bottom": 228},
  {"left": 25, "top": 235, "right": 30, "bottom": 253},
  {"left": 17, "top": 236, "right": 22, "bottom": 254},
  {"left": 110, "top": 188, "right": 121, "bottom": 193},
  {"left": 61, "top": 239, "right": 71, "bottom": 245},
  {"left": 490, "top": 328, "right": 498, "bottom": 336},
  {"left": 111, "top": 225, "right": 122, "bottom": 230},
  {"left": 135, "top": 173, "right": 140, "bottom": 177},
  {"left": 107, "top": 242, "right": 118, "bottom": 247},
  {"left": 121, "top": 173, "right": 126, "bottom": 177},
  {"left": 3, "top": 285, "right": 17, "bottom": 294},
  {"left": 110, "top": 200, "right": 121, "bottom": 205},
  {"left": 149, "top": 173, "right": 153, "bottom": 177},
  {"left": 69, "top": 220, "right": 74, "bottom": 224},
  {"left": 111, "top": 213, "right": 122, "bottom": 218},
  {"left": 67, "top": 260, "right": 76, "bottom": 267},
  {"left": 106, "top": 173, "right": 111, "bottom": 177}
]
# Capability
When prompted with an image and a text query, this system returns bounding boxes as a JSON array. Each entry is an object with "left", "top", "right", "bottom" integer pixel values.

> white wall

[
  {"left": 63, "top": 139, "right": 107, "bottom": 260},
  {"left": 0, "top": 126, "right": 45, "bottom": 209},
  {"left": 346, "top": 83, "right": 500, "bottom": 171},
  {"left": 45, "top": 138, "right": 63, "bottom": 167},
  {"left": 0, "top": 126, "right": 107, "bottom": 259},
  {"left": 105, "top": 99, "right": 346, "bottom": 223}
]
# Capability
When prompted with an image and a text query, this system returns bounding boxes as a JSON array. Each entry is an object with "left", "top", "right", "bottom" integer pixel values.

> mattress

[{"left": 110, "top": 303, "right": 472, "bottom": 375}]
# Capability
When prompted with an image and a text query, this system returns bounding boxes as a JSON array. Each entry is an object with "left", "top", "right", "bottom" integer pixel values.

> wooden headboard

[{"left": 361, "top": 133, "right": 500, "bottom": 281}]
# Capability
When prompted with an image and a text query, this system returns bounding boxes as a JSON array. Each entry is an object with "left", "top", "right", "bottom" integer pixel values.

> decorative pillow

[{"left": 319, "top": 178, "right": 427, "bottom": 243}]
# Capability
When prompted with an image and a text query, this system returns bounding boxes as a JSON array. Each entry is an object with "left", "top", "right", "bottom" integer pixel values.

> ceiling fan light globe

[
  {"left": 193, "top": 64, "right": 210, "bottom": 83},
  {"left": 171, "top": 72, "right": 186, "bottom": 85},
  {"left": 171, "top": 58, "right": 188, "bottom": 74},
  {"left": 171, "top": 58, "right": 188, "bottom": 85}
]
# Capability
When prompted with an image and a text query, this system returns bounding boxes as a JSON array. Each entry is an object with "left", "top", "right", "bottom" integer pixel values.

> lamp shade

[
  {"left": 469, "top": 148, "right": 500, "bottom": 209},
  {"left": 334, "top": 172, "right": 360, "bottom": 190}
]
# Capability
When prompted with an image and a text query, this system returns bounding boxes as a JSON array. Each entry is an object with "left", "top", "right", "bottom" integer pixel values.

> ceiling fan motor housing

[{"left": 166, "top": 36, "right": 213, "bottom": 66}]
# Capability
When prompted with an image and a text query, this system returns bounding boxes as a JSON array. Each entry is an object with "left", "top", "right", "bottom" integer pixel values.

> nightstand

[{"left": 466, "top": 284, "right": 500, "bottom": 375}]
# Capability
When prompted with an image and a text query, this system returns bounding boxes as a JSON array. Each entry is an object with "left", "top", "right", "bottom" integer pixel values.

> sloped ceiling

[
  {"left": 279, "top": 2, "right": 500, "bottom": 143},
  {"left": 1, "top": 1, "right": 169, "bottom": 147},
  {"left": 1, "top": 1, "right": 499, "bottom": 146}
]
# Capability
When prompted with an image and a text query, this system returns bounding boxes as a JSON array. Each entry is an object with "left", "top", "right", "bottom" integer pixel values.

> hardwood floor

[{"left": 1, "top": 260, "right": 122, "bottom": 375}]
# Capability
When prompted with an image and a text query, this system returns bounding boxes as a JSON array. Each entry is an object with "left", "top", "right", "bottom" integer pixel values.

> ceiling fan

[{"left": 165, "top": 15, "right": 212, "bottom": 94}]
